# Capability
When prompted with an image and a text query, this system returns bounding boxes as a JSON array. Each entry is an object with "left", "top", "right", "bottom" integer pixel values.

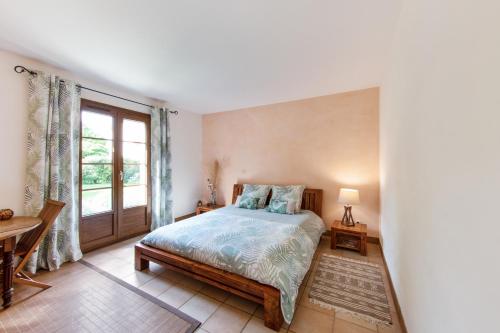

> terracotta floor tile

[
  {"left": 334, "top": 318, "right": 377, "bottom": 333},
  {"left": 95, "top": 257, "right": 128, "bottom": 271},
  {"left": 157, "top": 283, "right": 196, "bottom": 308},
  {"left": 108, "top": 246, "right": 135, "bottom": 261},
  {"left": 108, "top": 260, "right": 137, "bottom": 279},
  {"left": 179, "top": 294, "right": 221, "bottom": 323},
  {"left": 368, "top": 256, "right": 384, "bottom": 265},
  {"left": 201, "top": 304, "right": 251, "bottom": 333},
  {"left": 335, "top": 311, "right": 377, "bottom": 331},
  {"left": 139, "top": 275, "right": 175, "bottom": 297},
  {"left": 377, "top": 321, "right": 403, "bottom": 333},
  {"left": 367, "top": 244, "right": 382, "bottom": 257},
  {"left": 121, "top": 269, "right": 156, "bottom": 287},
  {"left": 289, "top": 305, "right": 334, "bottom": 333}
]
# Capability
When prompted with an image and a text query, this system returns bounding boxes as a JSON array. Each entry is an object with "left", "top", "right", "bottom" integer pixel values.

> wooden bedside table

[
  {"left": 331, "top": 220, "right": 368, "bottom": 256},
  {"left": 196, "top": 204, "right": 224, "bottom": 215}
]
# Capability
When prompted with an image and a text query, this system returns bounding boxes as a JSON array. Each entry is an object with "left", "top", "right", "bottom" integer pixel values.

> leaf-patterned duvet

[{"left": 141, "top": 205, "right": 325, "bottom": 323}]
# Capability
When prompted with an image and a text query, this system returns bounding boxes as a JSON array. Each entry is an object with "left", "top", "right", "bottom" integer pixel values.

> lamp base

[{"left": 341, "top": 205, "right": 355, "bottom": 227}]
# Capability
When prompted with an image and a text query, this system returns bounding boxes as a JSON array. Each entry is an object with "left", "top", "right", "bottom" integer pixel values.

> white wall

[
  {"left": 380, "top": 1, "right": 500, "bottom": 332},
  {"left": 170, "top": 109, "right": 203, "bottom": 217},
  {"left": 0, "top": 49, "right": 202, "bottom": 218}
]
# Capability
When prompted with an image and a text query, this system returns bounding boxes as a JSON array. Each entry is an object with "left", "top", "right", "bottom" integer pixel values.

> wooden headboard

[{"left": 232, "top": 184, "right": 323, "bottom": 217}]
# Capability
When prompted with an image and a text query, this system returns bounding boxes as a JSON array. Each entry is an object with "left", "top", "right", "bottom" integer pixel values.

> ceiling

[{"left": 0, "top": 0, "right": 400, "bottom": 114}]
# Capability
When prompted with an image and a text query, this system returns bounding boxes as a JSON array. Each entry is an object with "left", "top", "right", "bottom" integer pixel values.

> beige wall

[
  {"left": 0, "top": 50, "right": 203, "bottom": 218},
  {"left": 202, "top": 88, "right": 380, "bottom": 235},
  {"left": 380, "top": 1, "right": 500, "bottom": 332}
]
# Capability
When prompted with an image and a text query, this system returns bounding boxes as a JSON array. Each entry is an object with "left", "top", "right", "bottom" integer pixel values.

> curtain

[
  {"left": 151, "top": 107, "right": 173, "bottom": 229},
  {"left": 24, "top": 72, "right": 83, "bottom": 272}
]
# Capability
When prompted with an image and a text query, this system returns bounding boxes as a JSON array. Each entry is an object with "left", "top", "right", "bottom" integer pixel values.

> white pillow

[{"left": 286, "top": 200, "right": 298, "bottom": 214}]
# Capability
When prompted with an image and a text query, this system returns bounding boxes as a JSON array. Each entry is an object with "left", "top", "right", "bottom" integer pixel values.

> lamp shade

[{"left": 338, "top": 188, "right": 360, "bottom": 205}]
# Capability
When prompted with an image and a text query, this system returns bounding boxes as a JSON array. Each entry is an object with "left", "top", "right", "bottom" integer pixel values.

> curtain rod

[{"left": 13, "top": 65, "right": 178, "bottom": 115}]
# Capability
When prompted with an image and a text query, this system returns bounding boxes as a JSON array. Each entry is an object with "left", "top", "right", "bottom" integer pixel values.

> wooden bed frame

[{"left": 135, "top": 184, "right": 323, "bottom": 331}]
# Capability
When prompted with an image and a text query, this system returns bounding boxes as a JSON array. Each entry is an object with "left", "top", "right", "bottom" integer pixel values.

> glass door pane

[
  {"left": 122, "top": 119, "right": 148, "bottom": 208},
  {"left": 81, "top": 110, "right": 114, "bottom": 216}
]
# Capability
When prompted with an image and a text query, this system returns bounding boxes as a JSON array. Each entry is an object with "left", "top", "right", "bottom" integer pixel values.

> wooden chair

[{"left": 13, "top": 200, "right": 65, "bottom": 289}]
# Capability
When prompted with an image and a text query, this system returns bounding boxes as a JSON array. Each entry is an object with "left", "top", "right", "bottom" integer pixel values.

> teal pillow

[
  {"left": 266, "top": 199, "right": 297, "bottom": 215},
  {"left": 271, "top": 185, "right": 305, "bottom": 212},
  {"left": 236, "top": 195, "right": 259, "bottom": 210},
  {"left": 242, "top": 184, "right": 271, "bottom": 209}
]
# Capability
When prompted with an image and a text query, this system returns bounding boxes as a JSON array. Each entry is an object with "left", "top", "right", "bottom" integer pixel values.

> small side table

[
  {"left": 331, "top": 220, "right": 367, "bottom": 256},
  {"left": 196, "top": 204, "right": 224, "bottom": 215},
  {"left": 0, "top": 216, "right": 42, "bottom": 308}
]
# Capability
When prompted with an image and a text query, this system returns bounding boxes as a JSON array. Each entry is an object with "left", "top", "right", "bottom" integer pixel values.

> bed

[{"left": 135, "top": 184, "right": 324, "bottom": 331}]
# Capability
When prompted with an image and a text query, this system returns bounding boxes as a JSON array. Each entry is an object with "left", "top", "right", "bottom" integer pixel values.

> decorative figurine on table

[
  {"left": 206, "top": 159, "right": 219, "bottom": 207},
  {"left": 0, "top": 208, "right": 14, "bottom": 221},
  {"left": 207, "top": 178, "right": 217, "bottom": 207}
]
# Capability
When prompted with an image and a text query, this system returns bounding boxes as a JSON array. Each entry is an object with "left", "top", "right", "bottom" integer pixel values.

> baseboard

[
  {"left": 380, "top": 245, "right": 408, "bottom": 333},
  {"left": 175, "top": 212, "right": 196, "bottom": 222}
]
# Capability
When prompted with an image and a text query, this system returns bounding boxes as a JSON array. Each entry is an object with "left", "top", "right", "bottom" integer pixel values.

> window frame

[
  {"left": 80, "top": 105, "right": 117, "bottom": 219},
  {"left": 79, "top": 99, "right": 151, "bottom": 251}
]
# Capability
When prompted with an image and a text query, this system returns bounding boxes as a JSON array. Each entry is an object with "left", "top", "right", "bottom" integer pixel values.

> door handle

[{"left": 120, "top": 171, "right": 123, "bottom": 182}]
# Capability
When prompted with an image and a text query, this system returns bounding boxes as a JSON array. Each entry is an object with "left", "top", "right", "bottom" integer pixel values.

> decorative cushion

[
  {"left": 235, "top": 195, "right": 260, "bottom": 210},
  {"left": 242, "top": 184, "right": 271, "bottom": 209},
  {"left": 266, "top": 199, "right": 297, "bottom": 215},
  {"left": 271, "top": 185, "right": 306, "bottom": 212}
]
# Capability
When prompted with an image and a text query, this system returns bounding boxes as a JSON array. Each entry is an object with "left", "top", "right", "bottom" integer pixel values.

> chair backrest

[{"left": 15, "top": 200, "right": 65, "bottom": 274}]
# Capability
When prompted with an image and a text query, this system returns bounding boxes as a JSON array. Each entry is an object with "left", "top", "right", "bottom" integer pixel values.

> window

[
  {"left": 79, "top": 99, "right": 151, "bottom": 251},
  {"left": 122, "top": 119, "right": 148, "bottom": 208},
  {"left": 81, "top": 111, "right": 114, "bottom": 216}
]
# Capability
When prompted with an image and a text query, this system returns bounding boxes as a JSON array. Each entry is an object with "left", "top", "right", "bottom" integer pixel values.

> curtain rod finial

[{"left": 14, "top": 65, "right": 37, "bottom": 76}]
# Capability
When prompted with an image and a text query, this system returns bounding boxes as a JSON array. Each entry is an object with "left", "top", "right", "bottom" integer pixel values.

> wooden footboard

[{"left": 135, "top": 243, "right": 284, "bottom": 331}]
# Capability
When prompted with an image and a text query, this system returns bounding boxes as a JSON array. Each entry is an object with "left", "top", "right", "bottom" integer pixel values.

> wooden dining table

[{"left": 0, "top": 216, "right": 42, "bottom": 308}]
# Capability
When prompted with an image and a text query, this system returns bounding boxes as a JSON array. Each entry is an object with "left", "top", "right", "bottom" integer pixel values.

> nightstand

[
  {"left": 331, "top": 220, "right": 367, "bottom": 256},
  {"left": 196, "top": 204, "right": 224, "bottom": 215}
]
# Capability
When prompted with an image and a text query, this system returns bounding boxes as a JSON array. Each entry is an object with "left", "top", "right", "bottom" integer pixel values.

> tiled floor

[{"left": 83, "top": 235, "right": 404, "bottom": 333}]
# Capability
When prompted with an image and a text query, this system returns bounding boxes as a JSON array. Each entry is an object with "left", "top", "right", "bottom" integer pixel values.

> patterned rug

[{"left": 308, "top": 254, "right": 392, "bottom": 325}]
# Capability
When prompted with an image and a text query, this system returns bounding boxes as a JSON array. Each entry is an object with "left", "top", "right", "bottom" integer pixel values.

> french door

[{"left": 79, "top": 99, "right": 151, "bottom": 252}]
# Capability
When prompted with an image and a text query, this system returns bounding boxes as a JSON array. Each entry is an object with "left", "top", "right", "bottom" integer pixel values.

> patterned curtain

[
  {"left": 24, "top": 72, "right": 83, "bottom": 272},
  {"left": 151, "top": 107, "right": 173, "bottom": 229}
]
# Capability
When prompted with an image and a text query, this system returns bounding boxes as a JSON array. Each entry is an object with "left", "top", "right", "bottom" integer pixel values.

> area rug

[
  {"left": 308, "top": 254, "right": 392, "bottom": 325},
  {"left": 0, "top": 261, "right": 200, "bottom": 333}
]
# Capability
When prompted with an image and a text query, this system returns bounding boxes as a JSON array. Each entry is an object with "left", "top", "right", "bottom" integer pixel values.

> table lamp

[{"left": 338, "top": 188, "right": 360, "bottom": 226}]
